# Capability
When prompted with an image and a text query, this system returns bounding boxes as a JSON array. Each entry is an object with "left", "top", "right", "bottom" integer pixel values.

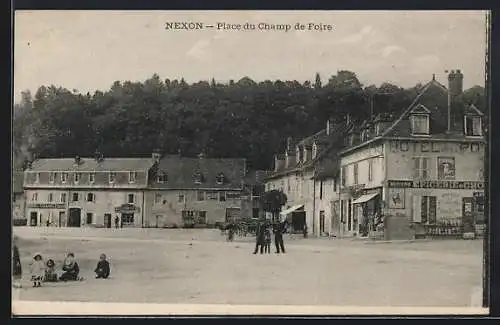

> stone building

[
  {"left": 12, "top": 171, "right": 26, "bottom": 225},
  {"left": 23, "top": 155, "right": 156, "bottom": 227},
  {"left": 143, "top": 154, "right": 247, "bottom": 228}
]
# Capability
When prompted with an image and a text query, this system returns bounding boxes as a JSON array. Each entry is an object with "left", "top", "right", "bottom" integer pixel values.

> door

[
  {"left": 104, "top": 213, "right": 112, "bottom": 228},
  {"left": 58, "top": 211, "right": 66, "bottom": 227},
  {"left": 319, "top": 211, "right": 325, "bottom": 234},
  {"left": 462, "top": 197, "right": 475, "bottom": 233},
  {"left": 30, "top": 212, "right": 38, "bottom": 226},
  {"left": 331, "top": 201, "right": 340, "bottom": 237},
  {"left": 68, "top": 208, "right": 81, "bottom": 227}
]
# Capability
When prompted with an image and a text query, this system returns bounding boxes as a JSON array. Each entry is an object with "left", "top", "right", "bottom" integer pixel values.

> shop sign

[
  {"left": 114, "top": 203, "right": 140, "bottom": 213},
  {"left": 340, "top": 184, "right": 365, "bottom": 194},
  {"left": 389, "top": 141, "right": 482, "bottom": 153},
  {"left": 387, "top": 180, "right": 484, "bottom": 190},
  {"left": 27, "top": 203, "right": 66, "bottom": 209}
]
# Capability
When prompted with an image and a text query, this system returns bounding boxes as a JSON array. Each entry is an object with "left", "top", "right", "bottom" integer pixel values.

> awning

[
  {"left": 280, "top": 204, "right": 305, "bottom": 216},
  {"left": 352, "top": 193, "right": 379, "bottom": 205}
]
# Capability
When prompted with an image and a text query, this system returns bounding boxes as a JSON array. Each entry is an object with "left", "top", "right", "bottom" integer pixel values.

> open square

[{"left": 13, "top": 227, "right": 483, "bottom": 307}]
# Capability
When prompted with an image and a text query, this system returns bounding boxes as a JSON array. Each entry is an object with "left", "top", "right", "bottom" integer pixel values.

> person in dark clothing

[
  {"left": 273, "top": 221, "right": 286, "bottom": 254},
  {"left": 114, "top": 216, "right": 120, "bottom": 229},
  {"left": 59, "top": 252, "right": 80, "bottom": 281},
  {"left": 264, "top": 225, "right": 272, "bottom": 254},
  {"left": 44, "top": 259, "right": 58, "bottom": 282},
  {"left": 252, "top": 222, "right": 265, "bottom": 254},
  {"left": 94, "top": 253, "right": 110, "bottom": 279},
  {"left": 12, "top": 239, "right": 22, "bottom": 280}
]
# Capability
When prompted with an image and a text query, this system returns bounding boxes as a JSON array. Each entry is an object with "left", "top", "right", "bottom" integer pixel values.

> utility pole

[{"left": 482, "top": 10, "right": 491, "bottom": 309}]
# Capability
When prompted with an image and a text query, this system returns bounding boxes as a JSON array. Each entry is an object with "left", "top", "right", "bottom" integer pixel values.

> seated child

[
  {"left": 59, "top": 252, "right": 81, "bottom": 281},
  {"left": 30, "top": 253, "right": 45, "bottom": 287},
  {"left": 94, "top": 253, "right": 110, "bottom": 279},
  {"left": 44, "top": 259, "right": 58, "bottom": 282}
]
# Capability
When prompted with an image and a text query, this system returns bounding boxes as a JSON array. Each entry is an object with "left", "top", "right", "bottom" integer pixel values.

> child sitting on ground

[
  {"left": 94, "top": 253, "right": 110, "bottom": 279},
  {"left": 30, "top": 253, "right": 45, "bottom": 287},
  {"left": 44, "top": 259, "right": 58, "bottom": 282},
  {"left": 59, "top": 252, "right": 81, "bottom": 281}
]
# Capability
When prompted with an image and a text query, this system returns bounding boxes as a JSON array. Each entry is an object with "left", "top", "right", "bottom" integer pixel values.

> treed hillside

[{"left": 12, "top": 71, "right": 486, "bottom": 171}]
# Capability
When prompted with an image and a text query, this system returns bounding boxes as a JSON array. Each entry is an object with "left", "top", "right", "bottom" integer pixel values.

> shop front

[
  {"left": 114, "top": 203, "right": 141, "bottom": 228},
  {"left": 26, "top": 203, "right": 67, "bottom": 227}
]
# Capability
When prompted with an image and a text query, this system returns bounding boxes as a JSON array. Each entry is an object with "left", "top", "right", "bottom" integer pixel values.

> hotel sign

[
  {"left": 389, "top": 141, "right": 482, "bottom": 153},
  {"left": 27, "top": 203, "right": 66, "bottom": 209},
  {"left": 387, "top": 180, "right": 484, "bottom": 190}
]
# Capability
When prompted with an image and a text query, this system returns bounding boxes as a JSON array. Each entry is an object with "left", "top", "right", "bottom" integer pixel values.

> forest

[{"left": 13, "top": 70, "right": 486, "bottom": 171}]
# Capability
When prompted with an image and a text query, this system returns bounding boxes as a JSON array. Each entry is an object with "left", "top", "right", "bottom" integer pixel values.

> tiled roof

[
  {"left": 151, "top": 156, "right": 246, "bottom": 189},
  {"left": 12, "top": 171, "right": 24, "bottom": 193},
  {"left": 29, "top": 157, "right": 156, "bottom": 172}
]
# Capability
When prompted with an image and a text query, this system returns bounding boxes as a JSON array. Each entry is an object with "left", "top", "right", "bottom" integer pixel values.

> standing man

[
  {"left": 253, "top": 221, "right": 265, "bottom": 254},
  {"left": 114, "top": 215, "right": 120, "bottom": 229},
  {"left": 273, "top": 220, "right": 286, "bottom": 254}
]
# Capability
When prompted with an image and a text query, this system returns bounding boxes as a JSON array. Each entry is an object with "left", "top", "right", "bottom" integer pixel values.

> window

[
  {"left": 312, "top": 143, "right": 317, "bottom": 159},
  {"left": 368, "top": 159, "right": 373, "bottom": 181},
  {"left": 420, "top": 196, "right": 437, "bottom": 224},
  {"left": 198, "top": 211, "right": 207, "bottom": 224},
  {"left": 86, "top": 213, "right": 93, "bottom": 224},
  {"left": 89, "top": 172, "right": 95, "bottom": 183},
  {"left": 216, "top": 173, "right": 225, "bottom": 185},
  {"left": 128, "top": 194, "right": 135, "bottom": 204},
  {"left": 226, "top": 192, "right": 240, "bottom": 199},
  {"left": 413, "top": 157, "right": 429, "bottom": 179},
  {"left": 197, "top": 191, "right": 205, "bottom": 201},
  {"left": 48, "top": 193, "right": 53, "bottom": 202},
  {"left": 333, "top": 178, "right": 338, "bottom": 192},
  {"left": 109, "top": 172, "right": 116, "bottom": 183},
  {"left": 32, "top": 192, "right": 38, "bottom": 201},
  {"left": 410, "top": 114, "right": 429, "bottom": 135},
  {"left": 61, "top": 193, "right": 67, "bottom": 203},
  {"left": 129, "top": 171, "right": 137, "bottom": 183},
  {"left": 206, "top": 191, "right": 218, "bottom": 200},
  {"left": 49, "top": 172, "right": 55, "bottom": 183},
  {"left": 157, "top": 172, "right": 168, "bottom": 183},
  {"left": 87, "top": 193, "right": 95, "bottom": 202},
  {"left": 464, "top": 116, "right": 482, "bottom": 136},
  {"left": 74, "top": 172, "right": 81, "bottom": 183},
  {"left": 353, "top": 163, "right": 359, "bottom": 185},
  {"left": 178, "top": 194, "right": 185, "bottom": 203},
  {"left": 193, "top": 171, "right": 203, "bottom": 184},
  {"left": 219, "top": 191, "right": 226, "bottom": 202},
  {"left": 61, "top": 173, "right": 68, "bottom": 183},
  {"left": 319, "top": 181, "right": 323, "bottom": 200},
  {"left": 252, "top": 208, "right": 260, "bottom": 219},
  {"left": 155, "top": 193, "right": 162, "bottom": 204},
  {"left": 341, "top": 166, "right": 347, "bottom": 186},
  {"left": 35, "top": 173, "right": 40, "bottom": 183},
  {"left": 72, "top": 193, "right": 79, "bottom": 202},
  {"left": 121, "top": 214, "right": 134, "bottom": 225}
]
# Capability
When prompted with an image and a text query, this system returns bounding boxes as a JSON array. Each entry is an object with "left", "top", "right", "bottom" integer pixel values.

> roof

[
  {"left": 151, "top": 156, "right": 246, "bottom": 189},
  {"left": 244, "top": 170, "right": 273, "bottom": 185},
  {"left": 12, "top": 171, "right": 24, "bottom": 193},
  {"left": 29, "top": 157, "right": 156, "bottom": 172}
]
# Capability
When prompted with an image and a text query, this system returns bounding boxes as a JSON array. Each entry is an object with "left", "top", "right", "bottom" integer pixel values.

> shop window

[
  {"left": 48, "top": 193, "right": 53, "bottom": 202},
  {"left": 128, "top": 194, "right": 135, "bottom": 204},
  {"left": 420, "top": 196, "right": 437, "bottom": 224},
  {"left": 413, "top": 157, "right": 429, "bottom": 179},
  {"left": 198, "top": 211, "right": 207, "bottom": 224},
  {"left": 72, "top": 193, "right": 79, "bottom": 202},
  {"left": 60, "top": 193, "right": 66, "bottom": 203},
  {"left": 121, "top": 214, "right": 134, "bottom": 225},
  {"left": 87, "top": 193, "right": 95, "bottom": 202},
  {"left": 86, "top": 213, "right": 93, "bottom": 224}
]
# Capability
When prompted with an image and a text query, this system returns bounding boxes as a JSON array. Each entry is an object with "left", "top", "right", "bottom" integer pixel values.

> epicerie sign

[
  {"left": 387, "top": 180, "right": 484, "bottom": 190},
  {"left": 27, "top": 203, "right": 66, "bottom": 209}
]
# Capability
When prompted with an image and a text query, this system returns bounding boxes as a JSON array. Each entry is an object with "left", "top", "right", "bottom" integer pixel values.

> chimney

[
  {"left": 447, "top": 69, "right": 464, "bottom": 132},
  {"left": 94, "top": 151, "right": 104, "bottom": 162},
  {"left": 274, "top": 155, "right": 285, "bottom": 172},
  {"left": 326, "top": 119, "right": 333, "bottom": 135},
  {"left": 74, "top": 156, "right": 82, "bottom": 166}
]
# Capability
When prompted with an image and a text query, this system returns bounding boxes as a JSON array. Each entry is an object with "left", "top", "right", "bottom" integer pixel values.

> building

[
  {"left": 338, "top": 70, "right": 486, "bottom": 239},
  {"left": 12, "top": 171, "right": 26, "bottom": 225},
  {"left": 265, "top": 120, "right": 352, "bottom": 236},
  {"left": 242, "top": 170, "right": 272, "bottom": 219},
  {"left": 143, "top": 154, "right": 247, "bottom": 228},
  {"left": 23, "top": 155, "right": 156, "bottom": 227}
]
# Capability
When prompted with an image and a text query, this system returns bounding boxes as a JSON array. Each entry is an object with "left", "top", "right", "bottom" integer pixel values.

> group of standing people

[{"left": 253, "top": 220, "right": 287, "bottom": 254}]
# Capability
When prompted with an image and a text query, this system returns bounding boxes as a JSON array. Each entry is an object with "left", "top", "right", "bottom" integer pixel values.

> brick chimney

[
  {"left": 447, "top": 69, "right": 464, "bottom": 132},
  {"left": 152, "top": 149, "right": 162, "bottom": 163}
]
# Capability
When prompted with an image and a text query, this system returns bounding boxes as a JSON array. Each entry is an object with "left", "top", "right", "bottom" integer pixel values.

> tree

[
  {"left": 314, "top": 72, "right": 322, "bottom": 89},
  {"left": 260, "top": 189, "right": 288, "bottom": 222}
]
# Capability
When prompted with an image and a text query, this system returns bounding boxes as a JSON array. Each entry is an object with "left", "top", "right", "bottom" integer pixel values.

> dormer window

[
  {"left": 129, "top": 171, "right": 137, "bottom": 183},
  {"left": 61, "top": 172, "right": 68, "bottom": 183},
  {"left": 74, "top": 172, "right": 81, "bottom": 183},
  {"left": 361, "top": 129, "right": 371, "bottom": 142},
  {"left": 464, "top": 116, "right": 482, "bottom": 137},
  {"left": 35, "top": 172, "right": 40, "bottom": 184},
  {"left": 157, "top": 171, "right": 168, "bottom": 183},
  {"left": 109, "top": 172, "right": 116, "bottom": 184},
  {"left": 193, "top": 170, "right": 203, "bottom": 184},
  {"left": 49, "top": 172, "right": 55, "bottom": 184},
  {"left": 312, "top": 143, "right": 318, "bottom": 160},
  {"left": 216, "top": 173, "right": 225, "bottom": 185},
  {"left": 410, "top": 104, "right": 431, "bottom": 136}
]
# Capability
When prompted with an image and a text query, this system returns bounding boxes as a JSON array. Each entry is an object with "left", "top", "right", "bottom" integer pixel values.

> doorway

[
  {"left": 58, "top": 211, "right": 66, "bottom": 227},
  {"left": 68, "top": 208, "right": 82, "bottom": 227},
  {"left": 30, "top": 212, "right": 38, "bottom": 226},
  {"left": 104, "top": 213, "right": 112, "bottom": 228},
  {"left": 291, "top": 211, "right": 306, "bottom": 233},
  {"left": 319, "top": 210, "right": 325, "bottom": 234}
]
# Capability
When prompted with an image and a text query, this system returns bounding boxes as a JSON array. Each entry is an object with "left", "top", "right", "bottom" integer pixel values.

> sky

[{"left": 14, "top": 10, "right": 488, "bottom": 102}]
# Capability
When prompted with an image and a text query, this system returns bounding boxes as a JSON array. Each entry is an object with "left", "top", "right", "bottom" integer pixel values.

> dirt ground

[{"left": 12, "top": 227, "right": 484, "bottom": 307}]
